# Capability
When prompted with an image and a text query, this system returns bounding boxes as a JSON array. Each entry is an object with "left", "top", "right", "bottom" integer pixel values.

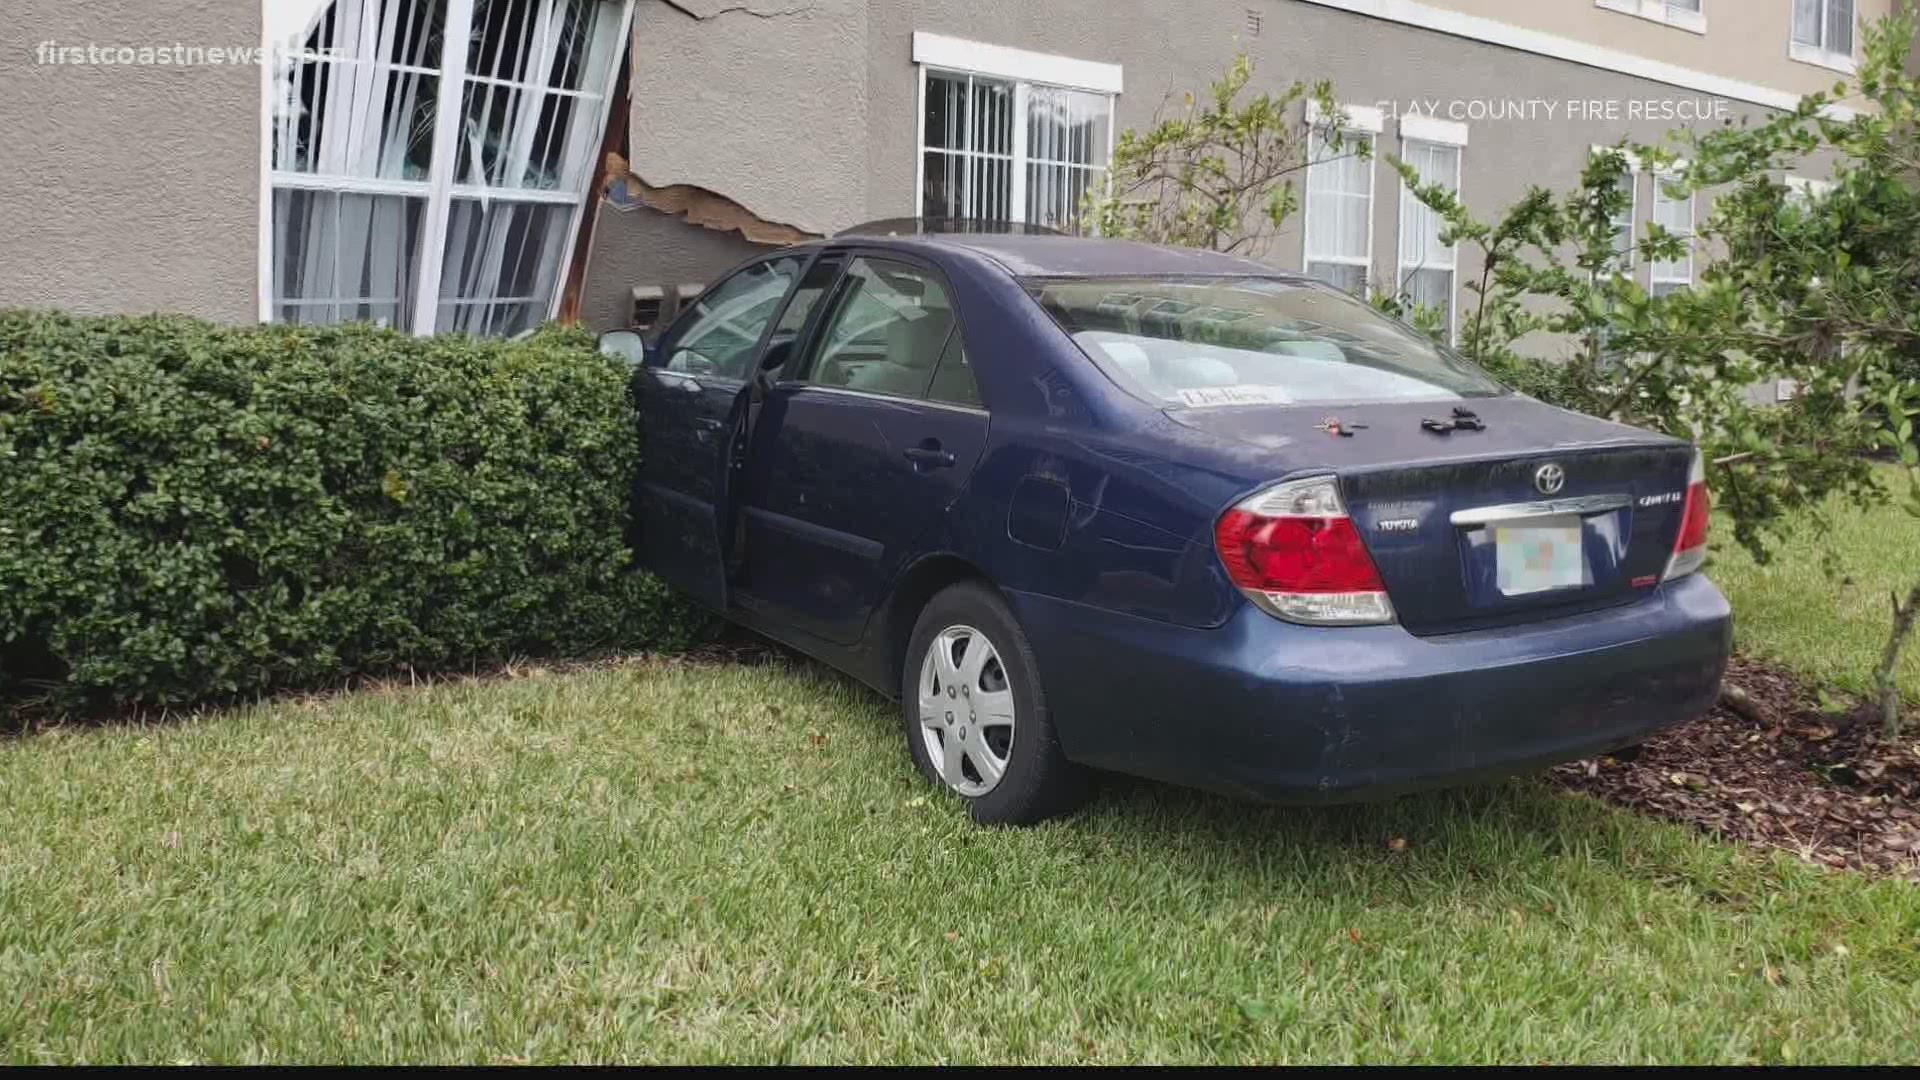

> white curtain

[
  {"left": 273, "top": 190, "right": 427, "bottom": 327},
  {"left": 1827, "top": 0, "right": 1856, "bottom": 52},
  {"left": 1397, "top": 140, "right": 1458, "bottom": 336},
  {"left": 1793, "top": 0, "right": 1820, "bottom": 45},
  {"left": 1305, "top": 131, "right": 1373, "bottom": 295},
  {"left": 1397, "top": 141, "right": 1457, "bottom": 277}
]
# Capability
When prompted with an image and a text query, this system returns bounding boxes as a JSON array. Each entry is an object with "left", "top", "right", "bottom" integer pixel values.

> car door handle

[
  {"left": 903, "top": 445, "right": 957, "bottom": 469},
  {"left": 693, "top": 416, "right": 727, "bottom": 446}
]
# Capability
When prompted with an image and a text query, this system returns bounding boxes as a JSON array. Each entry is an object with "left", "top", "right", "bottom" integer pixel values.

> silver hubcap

[{"left": 917, "top": 624, "right": 1016, "bottom": 797}]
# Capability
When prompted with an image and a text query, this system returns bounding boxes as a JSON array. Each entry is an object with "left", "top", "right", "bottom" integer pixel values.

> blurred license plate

[{"left": 1494, "top": 516, "right": 1585, "bottom": 596}]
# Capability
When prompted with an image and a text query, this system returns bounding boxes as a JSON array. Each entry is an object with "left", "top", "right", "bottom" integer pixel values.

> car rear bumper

[{"left": 1008, "top": 574, "right": 1732, "bottom": 803}]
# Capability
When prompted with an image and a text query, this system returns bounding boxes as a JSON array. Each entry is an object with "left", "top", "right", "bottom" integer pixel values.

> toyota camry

[{"left": 601, "top": 231, "right": 1731, "bottom": 825}]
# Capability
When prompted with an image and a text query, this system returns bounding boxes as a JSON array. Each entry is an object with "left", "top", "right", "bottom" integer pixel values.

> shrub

[
  {"left": 0, "top": 311, "right": 699, "bottom": 713},
  {"left": 1082, "top": 54, "right": 1347, "bottom": 258}
]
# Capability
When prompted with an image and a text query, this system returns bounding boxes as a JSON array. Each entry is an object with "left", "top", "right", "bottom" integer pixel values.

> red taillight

[
  {"left": 1676, "top": 482, "right": 1711, "bottom": 549},
  {"left": 1217, "top": 513, "right": 1386, "bottom": 593},
  {"left": 1664, "top": 450, "right": 1711, "bottom": 581},
  {"left": 1214, "top": 476, "right": 1395, "bottom": 625}
]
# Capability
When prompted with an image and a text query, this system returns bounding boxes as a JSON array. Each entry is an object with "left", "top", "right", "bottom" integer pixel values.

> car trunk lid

[{"left": 1168, "top": 397, "right": 1698, "bottom": 635}]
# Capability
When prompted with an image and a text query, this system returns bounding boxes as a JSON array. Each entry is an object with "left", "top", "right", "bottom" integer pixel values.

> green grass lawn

[
  {"left": 1708, "top": 466, "right": 1920, "bottom": 703},
  {"left": 3, "top": 659, "right": 1918, "bottom": 1064},
  {"left": 6, "top": 469, "right": 1919, "bottom": 1063}
]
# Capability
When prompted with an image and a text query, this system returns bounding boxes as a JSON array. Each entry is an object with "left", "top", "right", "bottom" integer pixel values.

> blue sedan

[{"left": 603, "top": 233, "right": 1731, "bottom": 825}]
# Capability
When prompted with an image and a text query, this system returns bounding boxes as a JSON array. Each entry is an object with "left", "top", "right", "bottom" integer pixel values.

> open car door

[
  {"left": 629, "top": 250, "right": 844, "bottom": 611},
  {"left": 629, "top": 254, "right": 808, "bottom": 610}
]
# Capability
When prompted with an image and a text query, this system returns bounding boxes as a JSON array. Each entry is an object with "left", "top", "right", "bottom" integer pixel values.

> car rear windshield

[{"left": 1024, "top": 276, "right": 1507, "bottom": 407}]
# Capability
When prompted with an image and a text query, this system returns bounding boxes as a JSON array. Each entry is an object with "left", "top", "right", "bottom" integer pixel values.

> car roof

[{"left": 830, "top": 232, "right": 1294, "bottom": 280}]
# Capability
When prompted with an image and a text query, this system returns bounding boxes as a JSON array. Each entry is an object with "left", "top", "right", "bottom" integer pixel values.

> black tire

[{"left": 901, "top": 581, "right": 1090, "bottom": 826}]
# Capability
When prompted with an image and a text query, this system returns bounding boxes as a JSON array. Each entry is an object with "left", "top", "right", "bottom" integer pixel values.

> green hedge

[{"left": 0, "top": 311, "right": 697, "bottom": 712}]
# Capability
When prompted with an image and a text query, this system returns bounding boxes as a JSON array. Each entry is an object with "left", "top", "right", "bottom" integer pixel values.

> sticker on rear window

[{"left": 1173, "top": 385, "right": 1295, "bottom": 408}]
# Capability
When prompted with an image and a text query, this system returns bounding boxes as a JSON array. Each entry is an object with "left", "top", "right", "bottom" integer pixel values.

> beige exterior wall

[
  {"left": 0, "top": 0, "right": 262, "bottom": 323},
  {"left": 1423, "top": 0, "right": 1895, "bottom": 104},
  {"left": 0, "top": 0, "right": 1889, "bottom": 331}
]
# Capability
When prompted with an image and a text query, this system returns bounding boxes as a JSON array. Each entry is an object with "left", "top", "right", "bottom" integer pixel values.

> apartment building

[{"left": 0, "top": 1, "right": 1895, "bottom": 343}]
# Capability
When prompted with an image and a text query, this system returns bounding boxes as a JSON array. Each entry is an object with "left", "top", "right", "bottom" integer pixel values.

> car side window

[
  {"left": 662, "top": 256, "right": 804, "bottom": 380},
  {"left": 925, "top": 332, "right": 983, "bottom": 409},
  {"left": 760, "top": 254, "right": 846, "bottom": 378},
  {"left": 803, "top": 258, "right": 955, "bottom": 399}
]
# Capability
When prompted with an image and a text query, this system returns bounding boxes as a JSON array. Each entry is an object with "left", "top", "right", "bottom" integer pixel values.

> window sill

[
  {"left": 1594, "top": 0, "right": 1705, "bottom": 36},
  {"left": 1306, "top": 100, "right": 1385, "bottom": 135},
  {"left": 1789, "top": 42, "right": 1857, "bottom": 74}
]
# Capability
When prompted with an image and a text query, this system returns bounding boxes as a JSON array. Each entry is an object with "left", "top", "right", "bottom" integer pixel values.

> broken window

[{"left": 267, "top": 0, "right": 633, "bottom": 335}]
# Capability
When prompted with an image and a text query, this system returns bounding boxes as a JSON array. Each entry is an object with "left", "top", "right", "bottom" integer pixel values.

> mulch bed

[{"left": 1552, "top": 655, "right": 1920, "bottom": 881}]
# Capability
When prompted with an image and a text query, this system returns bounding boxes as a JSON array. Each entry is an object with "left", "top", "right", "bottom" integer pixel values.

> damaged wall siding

[
  {"left": 0, "top": 0, "right": 260, "bottom": 322},
  {"left": 623, "top": 181, "right": 815, "bottom": 245},
  {"left": 630, "top": 0, "right": 869, "bottom": 237},
  {"left": 577, "top": 200, "right": 769, "bottom": 331},
  {"left": 605, "top": 152, "right": 816, "bottom": 244}
]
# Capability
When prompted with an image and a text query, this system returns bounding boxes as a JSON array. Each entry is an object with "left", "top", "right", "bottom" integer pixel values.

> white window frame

[
  {"left": 1302, "top": 102, "right": 1383, "bottom": 295},
  {"left": 911, "top": 32, "right": 1120, "bottom": 230},
  {"left": 1591, "top": 145, "right": 1642, "bottom": 277},
  {"left": 1595, "top": 0, "right": 1706, "bottom": 35},
  {"left": 1790, "top": 0, "right": 1858, "bottom": 74},
  {"left": 1649, "top": 167, "right": 1695, "bottom": 295},
  {"left": 1395, "top": 117, "right": 1467, "bottom": 345},
  {"left": 256, "top": 0, "right": 638, "bottom": 334}
]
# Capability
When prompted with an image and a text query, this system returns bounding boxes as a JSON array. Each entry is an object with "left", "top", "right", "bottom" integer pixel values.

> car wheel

[{"left": 901, "top": 581, "right": 1089, "bottom": 825}]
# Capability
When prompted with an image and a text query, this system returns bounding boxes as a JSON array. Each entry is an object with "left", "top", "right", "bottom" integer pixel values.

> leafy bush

[
  {"left": 1083, "top": 54, "right": 1349, "bottom": 258},
  {"left": 1390, "top": 4, "right": 1920, "bottom": 733},
  {"left": 0, "top": 312, "right": 699, "bottom": 712}
]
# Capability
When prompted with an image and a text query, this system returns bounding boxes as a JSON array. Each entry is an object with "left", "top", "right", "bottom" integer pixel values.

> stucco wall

[
  {"left": 609, "top": 0, "right": 1813, "bottom": 347},
  {"left": 0, "top": 1, "right": 260, "bottom": 322},
  {"left": 628, "top": 0, "right": 870, "bottom": 236},
  {"left": 853, "top": 0, "right": 1807, "bottom": 357},
  {"left": 577, "top": 201, "right": 772, "bottom": 331},
  {"left": 1431, "top": 0, "right": 1896, "bottom": 103}
]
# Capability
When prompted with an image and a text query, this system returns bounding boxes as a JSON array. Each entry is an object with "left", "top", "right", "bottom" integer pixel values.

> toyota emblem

[{"left": 1534, "top": 463, "right": 1567, "bottom": 495}]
